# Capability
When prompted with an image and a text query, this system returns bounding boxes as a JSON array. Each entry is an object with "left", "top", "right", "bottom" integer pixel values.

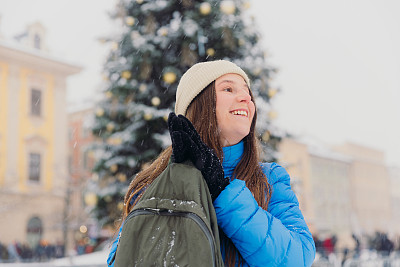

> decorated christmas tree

[{"left": 92, "top": 0, "right": 281, "bottom": 226}]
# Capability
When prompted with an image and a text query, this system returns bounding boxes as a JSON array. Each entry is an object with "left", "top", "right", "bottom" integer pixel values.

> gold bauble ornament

[
  {"left": 163, "top": 72, "right": 177, "bottom": 84},
  {"left": 117, "top": 202, "right": 124, "bottom": 211},
  {"left": 117, "top": 173, "right": 127, "bottom": 182},
  {"left": 199, "top": 2, "right": 211, "bottom": 15},
  {"left": 253, "top": 67, "right": 262, "bottom": 75},
  {"left": 268, "top": 111, "right": 278, "bottom": 120},
  {"left": 238, "top": 39, "right": 245, "bottom": 46},
  {"left": 206, "top": 48, "right": 215, "bottom": 56},
  {"left": 110, "top": 164, "right": 118, "bottom": 173},
  {"left": 125, "top": 16, "right": 135, "bottom": 26},
  {"left": 105, "top": 91, "right": 113, "bottom": 98},
  {"left": 108, "top": 137, "right": 123, "bottom": 145},
  {"left": 106, "top": 122, "right": 115, "bottom": 132},
  {"left": 84, "top": 193, "right": 98, "bottom": 206},
  {"left": 151, "top": 97, "right": 161, "bottom": 106},
  {"left": 136, "top": 0, "right": 143, "bottom": 4},
  {"left": 243, "top": 1, "right": 251, "bottom": 9},
  {"left": 121, "top": 70, "right": 131, "bottom": 79},
  {"left": 262, "top": 131, "right": 270, "bottom": 142},
  {"left": 143, "top": 113, "right": 153, "bottom": 120},
  {"left": 139, "top": 83, "right": 147, "bottom": 92},
  {"left": 220, "top": 0, "right": 236, "bottom": 14},
  {"left": 158, "top": 27, "right": 168, "bottom": 36},
  {"left": 104, "top": 195, "right": 112, "bottom": 203},
  {"left": 163, "top": 114, "right": 168, "bottom": 122},
  {"left": 95, "top": 108, "right": 104, "bottom": 117},
  {"left": 79, "top": 225, "right": 88, "bottom": 234},
  {"left": 268, "top": 88, "right": 278, "bottom": 98},
  {"left": 111, "top": 42, "right": 118, "bottom": 51}
]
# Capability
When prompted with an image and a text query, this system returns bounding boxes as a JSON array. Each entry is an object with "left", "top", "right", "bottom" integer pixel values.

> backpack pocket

[
  {"left": 114, "top": 200, "right": 219, "bottom": 267},
  {"left": 126, "top": 208, "right": 217, "bottom": 266}
]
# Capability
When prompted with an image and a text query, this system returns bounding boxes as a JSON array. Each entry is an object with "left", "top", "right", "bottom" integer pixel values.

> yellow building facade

[
  {"left": 333, "top": 143, "right": 392, "bottom": 235},
  {"left": 0, "top": 23, "right": 81, "bottom": 248},
  {"left": 279, "top": 138, "right": 353, "bottom": 249},
  {"left": 388, "top": 166, "right": 400, "bottom": 236},
  {"left": 279, "top": 138, "right": 396, "bottom": 249}
]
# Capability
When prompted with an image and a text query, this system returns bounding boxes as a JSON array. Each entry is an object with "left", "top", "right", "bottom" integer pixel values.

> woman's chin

[{"left": 220, "top": 135, "right": 248, "bottom": 147}]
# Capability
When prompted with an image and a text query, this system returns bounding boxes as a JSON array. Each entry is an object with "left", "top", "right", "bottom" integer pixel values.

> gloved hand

[{"left": 168, "top": 112, "right": 229, "bottom": 201}]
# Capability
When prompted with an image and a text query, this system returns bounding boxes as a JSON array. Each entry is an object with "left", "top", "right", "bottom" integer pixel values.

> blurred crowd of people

[
  {"left": 0, "top": 240, "right": 64, "bottom": 263},
  {"left": 0, "top": 237, "right": 103, "bottom": 263},
  {"left": 313, "top": 231, "right": 399, "bottom": 264}
]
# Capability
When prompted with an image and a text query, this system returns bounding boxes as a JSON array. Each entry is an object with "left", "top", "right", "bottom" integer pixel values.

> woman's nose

[{"left": 237, "top": 90, "right": 251, "bottom": 103}]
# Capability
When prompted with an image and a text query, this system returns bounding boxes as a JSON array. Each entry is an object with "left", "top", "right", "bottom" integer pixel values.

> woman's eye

[{"left": 223, "top": 88, "right": 232, "bottom": 92}]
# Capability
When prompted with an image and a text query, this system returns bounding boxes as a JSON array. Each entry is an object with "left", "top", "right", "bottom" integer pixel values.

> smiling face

[{"left": 215, "top": 73, "right": 255, "bottom": 147}]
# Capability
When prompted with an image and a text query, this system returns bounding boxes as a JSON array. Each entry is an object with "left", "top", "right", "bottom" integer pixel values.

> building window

[
  {"left": 68, "top": 155, "right": 72, "bottom": 174},
  {"left": 82, "top": 126, "right": 90, "bottom": 138},
  {"left": 29, "top": 153, "right": 41, "bottom": 182},
  {"left": 83, "top": 149, "right": 90, "bottom": 170},
  {"left": 27, "top": 216, "right": 42, "bottom": 249},
  {"left": 68, "top": 128, "right": 75, "bottom": 141},
  {"left": 31, "top": 89, "right": 42, "bottom": 116},
  {"left": 34, "top": 34, "right": 41, "bottom": 49}
]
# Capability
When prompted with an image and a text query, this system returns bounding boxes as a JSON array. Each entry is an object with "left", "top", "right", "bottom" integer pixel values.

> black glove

[{"left": 168, "top": 112, "right": 229, "bottom": 201}]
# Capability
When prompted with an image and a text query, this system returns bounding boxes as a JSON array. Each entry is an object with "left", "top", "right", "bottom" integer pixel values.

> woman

[{"left": 108, "top": 60, "right": 316, "bottom": 266}]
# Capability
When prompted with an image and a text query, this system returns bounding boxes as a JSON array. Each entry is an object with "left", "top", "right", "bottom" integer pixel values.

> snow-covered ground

[
  {"left": 312, "top": 250, "right": 400, "bottom": 267},
  {"left": 3, "top": 249, "right": 400, "bottom": 267},
  {"left": 0, "top": 249, "right": 108, "bottom": 267}
]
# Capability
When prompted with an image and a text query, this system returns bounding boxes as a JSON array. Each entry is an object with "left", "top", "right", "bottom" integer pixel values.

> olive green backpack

[{"left": 113, "top": 162, "right": 224, "bottom": 267}]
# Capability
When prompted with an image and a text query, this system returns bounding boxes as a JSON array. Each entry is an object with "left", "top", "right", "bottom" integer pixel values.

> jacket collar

[{"left": 222, "top": 141, "right": 244, "bottom": 178}]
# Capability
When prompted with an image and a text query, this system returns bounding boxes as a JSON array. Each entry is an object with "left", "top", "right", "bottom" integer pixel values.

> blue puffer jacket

[
  {"left": 216, "top": 141, "right": 315, "bottom": 266},
  {"left": 107, "top": 141, "right": 315, "bottom": 267}
]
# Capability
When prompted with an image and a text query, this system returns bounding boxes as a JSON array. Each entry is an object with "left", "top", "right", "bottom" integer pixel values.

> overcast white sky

[{"left": 1, "top": 0, "right": 399, "bottom": 166}]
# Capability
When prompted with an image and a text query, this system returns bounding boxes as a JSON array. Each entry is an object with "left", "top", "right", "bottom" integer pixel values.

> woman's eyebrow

[
  {"left": 217, "top": 80, "right": 249, "bottom": 90},
  {"left": 217, "top": 79, "right": 234, "bottom": 86}
]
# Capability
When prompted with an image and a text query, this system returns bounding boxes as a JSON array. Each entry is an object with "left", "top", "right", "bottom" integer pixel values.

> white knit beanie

[{"left": 175, "top": 60, "right": 250, "bottom": 115}]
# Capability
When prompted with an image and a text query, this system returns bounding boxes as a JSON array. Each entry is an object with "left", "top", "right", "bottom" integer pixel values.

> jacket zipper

[{"left": 126, "top": 208, "right": 216, "bottom": 267}]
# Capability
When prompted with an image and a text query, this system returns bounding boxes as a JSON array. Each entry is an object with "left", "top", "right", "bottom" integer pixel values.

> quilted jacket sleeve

[
  {"left": 213, "top": 163, "right": 315, "bottom": 267},
  {"left": 107, "top": 224, "right": 122, "bottom": 267}
]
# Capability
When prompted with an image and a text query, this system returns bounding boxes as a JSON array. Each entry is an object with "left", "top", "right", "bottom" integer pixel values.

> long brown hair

[{"left": 123, "top": 82, "right": 271, "bottom": 266}]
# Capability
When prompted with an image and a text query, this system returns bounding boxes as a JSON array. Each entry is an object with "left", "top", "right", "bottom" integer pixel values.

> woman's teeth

[{"left": 231, "top": 110, "right": 248, "bottom": 117}]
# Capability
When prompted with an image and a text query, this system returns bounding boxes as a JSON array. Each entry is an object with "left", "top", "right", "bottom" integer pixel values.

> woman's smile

[{"left": 230, "top": 109, "right": 249, "bottom": 117}]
